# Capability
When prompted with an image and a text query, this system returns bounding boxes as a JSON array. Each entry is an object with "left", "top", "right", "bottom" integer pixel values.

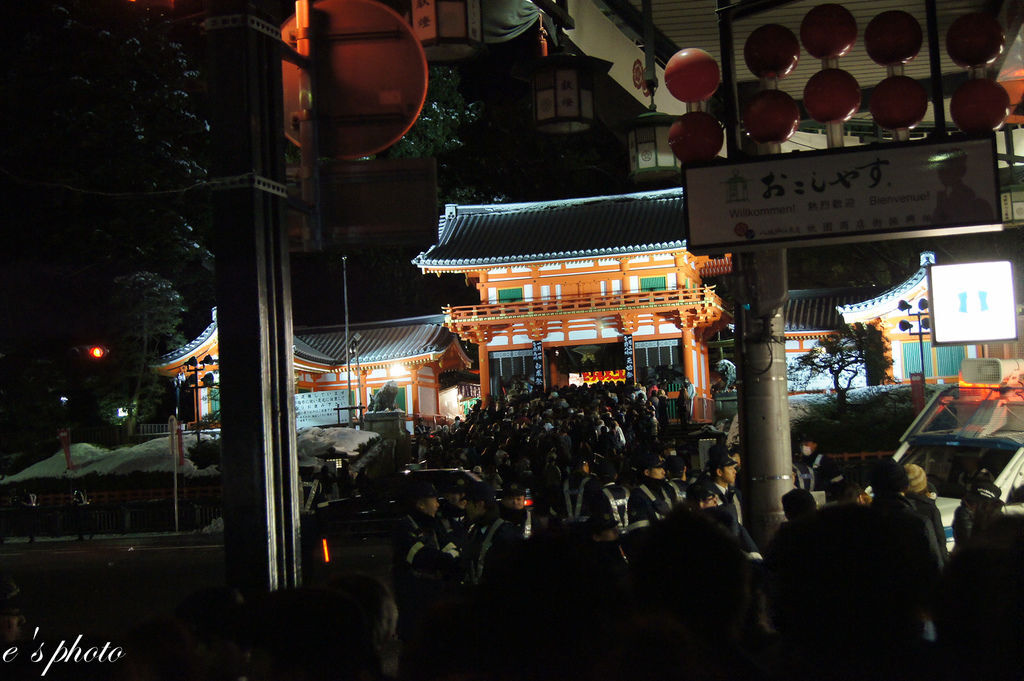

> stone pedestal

[{"left": 362, "top": 412, "right": 406, "bottom": 441}]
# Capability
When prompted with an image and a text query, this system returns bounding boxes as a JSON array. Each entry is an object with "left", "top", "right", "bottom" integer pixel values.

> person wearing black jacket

[
  {"left": 392, "top": 481, "right": 461, "bottom": 641},
  {"left": 462, "top": 481, "right": 521, "bottom": 587}
]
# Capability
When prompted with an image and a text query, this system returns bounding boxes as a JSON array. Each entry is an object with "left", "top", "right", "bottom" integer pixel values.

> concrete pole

[{"left": 736, "top": 249, "right": 792, "bottom": 549}]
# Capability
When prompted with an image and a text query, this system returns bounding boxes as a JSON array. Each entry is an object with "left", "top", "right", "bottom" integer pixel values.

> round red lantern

[
  {"left": 744, "top": 24, "right": 800, "bottom": 79},
  {"left": 803, "top": 68, "right": 861, "bottom": 122},
  {"left": 946, "top": 12, "right": 1004, "bottom": 68},
  {"left": 950, "top": 78, "right": 1010, "bottom": 133},
  {"left": 664, "top": 48, "right": 720, "bottom": 103},
  {"left": 864, "top": 11, "right": 922, "bottom": 65},
  {"left": 668, "top": 111, "right": 724, "bottom": 163},
  {"left": 742, "top": 90, "right": 801, "bottom": 144},
  {"left": 800, "top": 4, "right": 857, "bottom": 59},
  {"left": 869, "top": 75, "right": 928, "bottom": 130}
]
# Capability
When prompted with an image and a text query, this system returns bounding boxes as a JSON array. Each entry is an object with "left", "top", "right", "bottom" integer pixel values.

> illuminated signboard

[
  {"left": 684, "top": 137, "right": 1002, "bottom": 253},
  {"left": 579, "top": 370, "right": 627, "bottom": 384},
  {"left": 928, "top": 261, "right": 1018, "bottom": 345}
]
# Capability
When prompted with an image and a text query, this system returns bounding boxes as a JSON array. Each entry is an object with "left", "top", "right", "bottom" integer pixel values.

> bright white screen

[{"left": 928, "top": 261, "right": 1017, "bottom": 344}]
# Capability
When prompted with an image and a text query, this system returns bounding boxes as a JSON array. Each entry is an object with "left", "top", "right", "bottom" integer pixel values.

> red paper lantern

[
  {"left": 864, "top": 11, "right": 922, "bottom": 65},
  {"left": 668, "top": 111, "right": 724, "bottom": 163},
  {"left": 742, "top": 90, "right": 801, "bottom": 144},
  {"left": 800, "top": 4, "right": 857, "bottom": 59},
  {"left": 744, "top": 24, "right": 800, "bottom": 79},
  {"left": 869, "top": 75, "right": 928, "bottom": 130},
  {"left": 803, "top": 68, "right": 861, "bottom": 122},
  {"left": 950, "top": 78, "right": 1010, "bottom": 132},
  {"left": 946, "top": 12, "right": 1005, "bottom": 68},
  {"left": 664, "top": 48, "right": 720, "bottom": 103}
]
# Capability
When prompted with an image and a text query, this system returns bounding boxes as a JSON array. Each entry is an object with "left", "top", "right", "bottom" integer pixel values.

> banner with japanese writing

[{"left": 684, "top": 137, "right": 1000, "bottom": 253}]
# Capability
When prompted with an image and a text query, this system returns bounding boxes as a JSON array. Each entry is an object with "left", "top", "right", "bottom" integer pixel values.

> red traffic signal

[{"left": 72, "top": 345, "right": 110, "bottom": 360}]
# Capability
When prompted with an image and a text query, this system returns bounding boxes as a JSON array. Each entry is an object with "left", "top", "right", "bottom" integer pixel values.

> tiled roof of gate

[
  {"left": 785, "top": 287, "right": 880, "bottom": 333},
  {"left": 294, "top": 315, "right": 455, "bottom": 365},
  {"left": 413, "top": 188, "right": 686, "bottom": 268}
]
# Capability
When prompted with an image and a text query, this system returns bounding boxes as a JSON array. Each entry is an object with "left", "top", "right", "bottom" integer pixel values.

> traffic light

[{"left": 72, "top": 345, "right": 110, "bottom": 360}]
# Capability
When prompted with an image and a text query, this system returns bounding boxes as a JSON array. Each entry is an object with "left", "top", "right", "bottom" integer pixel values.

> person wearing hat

[
  {"left": 904, "top": 463, "right": 948, "bottom": 563},
  {"left": 561, "top": 455, "right": 601, "bottom": 524},
  {"left": 684, "top": 481, "right": 720, "bottom": 512},
  {"left": 499, "top": 481, "right": 532, "bottom": 538},
  {"left": 707, "top": 445, "right": 744, "bottom": 526},
  {"left": 586, "top": 458, "right": 630, "bottom": 534},
  {"left": 952, "top": 479, "right": 1004, "bottom": 552},
  {"left": 868, "top": 459, "right": 943, "bottom": 572},
  {"left": 625, "top": 452, "right": 674, "bottom": 535},
  {"left": 462, "top": 481, "right": 521, "bottom": 586},
  {"left": 391, "top": 480, "right": 461, "bottom": 640},
  {"left": 438, "top": 476, "right": 470, "bottom": 547},
  {"left": 663, "top": 455, "right": 689, "bottom": 507}
]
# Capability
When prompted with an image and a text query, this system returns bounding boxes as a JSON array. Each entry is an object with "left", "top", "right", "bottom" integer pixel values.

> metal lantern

[
  {"left": 409, "top": 0, "right": 483, "bottom": 62},
  {"left": 626, "top": 111, "right": 680, "bottom": 184},
  {"left": 526, "top": 54, "right": 612, "bottom": 134}
]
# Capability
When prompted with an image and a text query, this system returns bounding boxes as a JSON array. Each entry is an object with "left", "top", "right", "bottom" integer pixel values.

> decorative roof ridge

[
  {"left": 157, "top": 319, "right": 217, "bottom": 363},
  {"left": 444, "top": 187, "right": 682, "bottom": 218},
  {"left": 836, "top": 266, "right": 929, "bottom": 314},
  {"left": 295, "top": 314, "right": 448, "bottom": 336}
]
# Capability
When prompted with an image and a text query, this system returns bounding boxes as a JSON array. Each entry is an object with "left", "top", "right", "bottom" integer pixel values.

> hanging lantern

[
  {"left": 946, "top": 12, "right": 1004, "bottom": 68},
  {"left": 870, "top": 75, "right": 928, "bottom": 130},
  {"left": 626, "top": 111, "right": 680, "bottom": 184},
  {"left": 408, "top": 0, "right": 483, "bottom": 62},
  {"left": 520, "top": 54, "right": 613, "bottom": 134},
  {"left": 950, "top": 78, "right": 1010, "bottom": 132},
  {"left": 744, "top": 24, "right": 801, "bottom": 79},
  {"left": 664, "top": 48, "right": 720, "bottom": 103},
  {"left": 803, "top": 68, "right": 861, "bottom": 123},
  {"left": 668, "top": 111, "right": 723, "bottom": 164},
  {"left": 864, "top": 11, "right": 922, "bottom": 66},
  {"left": 800, "top": 4, "right": 858, "bottom": 60},
  {"left": 742, "top": 90, "right": 801, "bottom": 144}
]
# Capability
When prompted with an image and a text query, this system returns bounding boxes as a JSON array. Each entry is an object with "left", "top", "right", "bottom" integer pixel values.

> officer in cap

[
  {"left": 499, "top": 481, "right": 533, "bottom": 538},
  {"left": 626, "top": 452, "right": 675, "bottom": 534},
  {"left": 462, "top": 481, "right": 522, "bottom": 586},
  {"left": 391, "top": 480, "right": 461, "bottom": 640},
  {"left": 438, "top": 475, "right": 470, "bottom": 546},
  {"left": 706, "top": 445, "right": 743, "bottom": 525}
]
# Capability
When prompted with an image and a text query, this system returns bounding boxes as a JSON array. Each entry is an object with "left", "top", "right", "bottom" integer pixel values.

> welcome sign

[{"left": 684, "top": 137, "right": 1002, "bottom": 253}]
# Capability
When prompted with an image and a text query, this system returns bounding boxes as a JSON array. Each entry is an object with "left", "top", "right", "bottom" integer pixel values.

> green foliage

[
  {"left": 188, "top": 438, "right": 221, "bottom": 470},
  {"left": 384, "top": 66, "right": 481, "bottom": 159},
  {"left": 791, "top": 386, "right": 940, "bottom": 453},
  {"left": 788, "top": 322, "right": 891, "bottom": 413}
]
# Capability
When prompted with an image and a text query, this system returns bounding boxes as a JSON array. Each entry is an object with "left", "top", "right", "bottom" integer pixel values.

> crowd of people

[{"left": 1, "top": 381, "right": 1020, "bottom": 680}]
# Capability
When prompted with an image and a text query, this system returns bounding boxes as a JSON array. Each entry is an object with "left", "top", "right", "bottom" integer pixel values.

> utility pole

[{"left": 206, "top": 0, "right": 302, "bottom": 593}]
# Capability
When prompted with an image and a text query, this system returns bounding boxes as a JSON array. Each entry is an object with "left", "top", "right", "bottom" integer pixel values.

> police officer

[
  {"left": 462, "top": 481, "right": 521, "bottom": 586},
  {"left": 561, "top": 455, "right": 601, "bottom": 524},
  {"left": 626, "top": 452, "right": 675, "bottom": 534},
  {"left": 664, "top": 455, "right": 689, "bottom": 506},
  {"left": 795, "top": 435, "right": 845, "bottom": 499},
  {"left": 499, "top": 481, "right": 533, "bottom": 538},
  {"left": 587, "top": 458, "right": 630, "bottom": 535},
  {"left": 707, "top": 446, "right": 743, "bottom": 526},
  {"left": 438, "top": 476, "right": 470, "bottom": 547},
  {"left": 391, "top": 481, "right": 461, "bottom": 641}
]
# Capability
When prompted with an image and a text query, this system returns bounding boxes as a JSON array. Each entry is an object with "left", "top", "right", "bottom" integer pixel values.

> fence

[{"left": 0, "top": 498, "right": 222, "bottom": 538}]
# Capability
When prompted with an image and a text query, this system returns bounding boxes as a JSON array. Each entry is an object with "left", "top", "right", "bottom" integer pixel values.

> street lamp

[
  {"left": 898, "top": 298, "right": 931, "bottom": 378},
  {"left": 350, "top": 332, "right": 363, "bottom": 425}
]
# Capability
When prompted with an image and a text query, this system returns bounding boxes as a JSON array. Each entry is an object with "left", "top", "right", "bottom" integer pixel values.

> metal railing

[{"left": 0, "top": 499, "right": 222, "bottom": 538}]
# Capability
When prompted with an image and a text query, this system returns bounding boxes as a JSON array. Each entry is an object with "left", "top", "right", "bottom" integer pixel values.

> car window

[{"left": 902, "top": 445, "right": 1014, "bottom": 499}]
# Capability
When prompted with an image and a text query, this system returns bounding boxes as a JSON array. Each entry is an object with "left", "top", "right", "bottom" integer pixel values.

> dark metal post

[{"left": 207, "top": 0, "right": 302, "bottom": 593}]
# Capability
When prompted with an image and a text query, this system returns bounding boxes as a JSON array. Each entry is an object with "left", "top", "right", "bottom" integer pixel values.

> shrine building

[
  {"left": 154, "top": 312, "right": 472, "bottom": 429},
  {"left": 413, "top": 188, "right": 731, "bottom": 421}
]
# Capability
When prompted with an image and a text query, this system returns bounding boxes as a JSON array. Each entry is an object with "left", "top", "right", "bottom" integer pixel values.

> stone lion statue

[{"left": 368, "top": 380, "right": 401, "bottom": 413}]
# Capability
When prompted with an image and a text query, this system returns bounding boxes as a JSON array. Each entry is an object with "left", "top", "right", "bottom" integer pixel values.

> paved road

[{"left": 0, "top": 533, "right": 392, "bottom": 641}]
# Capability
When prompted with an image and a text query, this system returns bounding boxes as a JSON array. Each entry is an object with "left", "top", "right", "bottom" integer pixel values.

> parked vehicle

[{"left": 893, "top": 358, "right": 1024, "bottom": 551}]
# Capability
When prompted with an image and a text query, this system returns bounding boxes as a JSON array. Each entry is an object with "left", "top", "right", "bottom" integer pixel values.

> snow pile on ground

[{"left": 4, "top": 426, "right": 379, "bottom": 483}]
